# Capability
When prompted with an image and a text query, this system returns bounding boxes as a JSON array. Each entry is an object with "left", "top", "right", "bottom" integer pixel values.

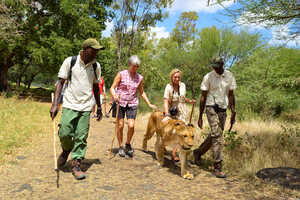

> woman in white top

[{"left": 163, "top": 68, "right": 196, "bottom": 161}]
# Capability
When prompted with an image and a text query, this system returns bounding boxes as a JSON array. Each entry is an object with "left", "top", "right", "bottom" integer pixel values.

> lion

[{"left": 142, "top": 111, "right": 195, "bottom": 179}]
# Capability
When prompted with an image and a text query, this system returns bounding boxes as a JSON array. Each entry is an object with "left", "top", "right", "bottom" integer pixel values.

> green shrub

[
  {"left": 224, "top": 130, "right": 243, "bottom": 150},
  {"left": 236, "top": 86, "right": 299, "bottom": 120}
]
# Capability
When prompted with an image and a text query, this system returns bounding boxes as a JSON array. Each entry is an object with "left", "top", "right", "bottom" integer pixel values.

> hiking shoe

[
  {"left": 118, "top": 146, "right": 125, "bottom": 157},
  {"left": 71, "top": 160, "right": 86, "bottom": 180},
  {"left": 57, "top": 150, "right": 71, "bottom": 169},
  {"left": 213, "top": 161, "right": 226, "bottom": 178},
  {"left": 125, "top": 143, "right": 134, "bottom": 157},
  {"left": 213, "top": 169, "right": 227, "bottom": 178}
]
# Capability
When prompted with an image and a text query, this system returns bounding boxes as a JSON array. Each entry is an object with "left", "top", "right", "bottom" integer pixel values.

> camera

[{"left": 169, "top": 106, "right": 179, "bottom": 117}]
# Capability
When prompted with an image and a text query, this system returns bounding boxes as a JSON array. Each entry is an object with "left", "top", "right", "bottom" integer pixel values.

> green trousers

[{"left": 58, "top": 108, "right": 91, "bottom": 160}]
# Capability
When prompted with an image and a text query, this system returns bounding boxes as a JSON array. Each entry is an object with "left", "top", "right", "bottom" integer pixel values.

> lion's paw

[
  {"left": 142, "top": 143, "right": 147, "bottom": 152},
  {"left": 156, "top": 161, "right": 164, "bottom": 167},
  {"left": 182, "top": 172, "right": 194, "bottom": 180}
]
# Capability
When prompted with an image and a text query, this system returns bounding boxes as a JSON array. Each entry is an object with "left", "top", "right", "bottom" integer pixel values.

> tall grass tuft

[
  {"left": 223, "top": 120, "right": 300, "bottom": 178},
  {"left": 0, "top": 95, "right": 52, "bottom": 163}
]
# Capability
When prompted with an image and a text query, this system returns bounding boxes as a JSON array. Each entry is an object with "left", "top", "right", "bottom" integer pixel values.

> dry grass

[
  {"left": 224, "top": 119, "right": 300, "bottom": 178},
  {"left": 139, "top": 104, "right": 300, "bottom": 185},
  {"left": 0, "top": 95, "right": 53, "bottom": 163}
]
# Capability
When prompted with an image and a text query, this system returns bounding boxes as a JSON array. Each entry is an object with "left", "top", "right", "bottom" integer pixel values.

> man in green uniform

[{"left": 50, "top": 38, "right": 104, "bottom": 180}]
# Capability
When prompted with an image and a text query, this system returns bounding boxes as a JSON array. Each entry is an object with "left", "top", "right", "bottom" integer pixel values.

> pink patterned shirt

[{"left": 117, "top": 70, "right": 143, "bottom": 107}]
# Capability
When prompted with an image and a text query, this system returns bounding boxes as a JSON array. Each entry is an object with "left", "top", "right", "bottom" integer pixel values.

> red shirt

[{"left": 98, "top": 77, "right": 104, "bottom": 95}]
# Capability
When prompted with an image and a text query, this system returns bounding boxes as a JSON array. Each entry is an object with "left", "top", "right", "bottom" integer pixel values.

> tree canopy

[
  {"left": 2, "top": 0, "right": 299, "bottom": 117},
  {"left": 0, "top": 0, "right": 112, "bottom": 91},
  {"left": 216, "top": 0, "right": 300, "bottom": 39},
  {"left": 111, "top": 0, "right": 173, "bottom": 69}
]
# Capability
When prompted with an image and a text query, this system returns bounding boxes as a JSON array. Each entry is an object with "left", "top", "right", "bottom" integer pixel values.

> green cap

[
  {"left": 82, "top": 38, "right": 104, "bottom": 50},
  {"left": 211, "top": 56, "right": 224, "bottom": 68}
]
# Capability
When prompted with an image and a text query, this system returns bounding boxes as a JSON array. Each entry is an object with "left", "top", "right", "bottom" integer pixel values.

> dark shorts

[{"left": 113, "top": 105, "right": 138, "bottom": 119}]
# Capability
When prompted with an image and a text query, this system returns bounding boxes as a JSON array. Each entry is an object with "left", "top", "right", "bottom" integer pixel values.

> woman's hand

[
  {"left": 190, "top": 99, "right": 196, "bottom": 104},
  {"left": 149, "top": 104, "right": 158, "bottom": 111},
  {"left": 113, "top": 95, "right": 120, "bottom": 103},
  {"left": 185, "top": 98, "right": 196, "bottom": 104}
]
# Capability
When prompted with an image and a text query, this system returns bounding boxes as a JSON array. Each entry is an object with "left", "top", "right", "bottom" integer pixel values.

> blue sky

[{"left": 103, "top": 0, "right": 299, "bottom": 47}]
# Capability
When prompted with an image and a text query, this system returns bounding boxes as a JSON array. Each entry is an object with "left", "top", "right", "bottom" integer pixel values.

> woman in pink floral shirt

[{"left": 110, "top": 55, "right": 157, "bottom": 158}]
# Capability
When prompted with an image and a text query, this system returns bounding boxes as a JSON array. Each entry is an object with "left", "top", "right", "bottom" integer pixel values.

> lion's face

[{"left": 171, "top": 122, "right": 195, "bottom": 151}]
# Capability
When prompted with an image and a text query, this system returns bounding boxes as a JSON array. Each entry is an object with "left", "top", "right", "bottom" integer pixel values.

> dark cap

[
  {"left": 82, "top": 38, "right": 104, "bottom": 50},
  {"left": 211, "top": 56, "right": 224, "bottom": 68}
]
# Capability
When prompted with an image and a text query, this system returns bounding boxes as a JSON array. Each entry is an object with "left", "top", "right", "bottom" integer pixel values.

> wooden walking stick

[
  {"left": 108, "top": 96, "right": 120, "bottom": 159},
  {"left": 188, "top": 103, "right": 195, "bottom": 125},
  {"left": 51, "top": 93, "right": 59, "bottom": 188},
  {"left": 104, "top": 95, "right": 107, "bottom": 115}
]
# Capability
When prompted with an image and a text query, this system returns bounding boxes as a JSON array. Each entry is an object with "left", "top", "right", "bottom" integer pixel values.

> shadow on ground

[
  {"left": 139, "top": 149, "right": 205, "bottom": 178},
  {"left": 60, "top": 158, "right": 101, "bottom": 172},
  {"left": 256, "top": 167, "right": 300, "bottom": 190}
]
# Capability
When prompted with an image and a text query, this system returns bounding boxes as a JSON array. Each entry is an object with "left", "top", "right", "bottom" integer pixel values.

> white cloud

[
  {"left": 236, "top": 13, "right": 300, "bottom": 47},
  {"left": 149, "top": 26, "right": 170, "bottom": 40},
  {"left": 102, "top": 20, "right": 114, "bottom": 38},
  {"left": 237, "top": 13, "right": 300, "bottom": 47},
  {"left": 169, "top": 0, "right": 234, "bottom": 13},
  {"left": 236, "top": 12, "right": 268, "bottom": 30},
  {"left": 269, "top": 25, "right": 300, "bottom": 47},
  {"left": 102, "top": 21, "right": 170, "bottom": 41}
]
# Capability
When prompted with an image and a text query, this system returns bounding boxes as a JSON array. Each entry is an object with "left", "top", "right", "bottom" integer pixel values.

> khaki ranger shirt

[
  {"left": 58, "top": 53, "right": 101, "bottom": 111},
  {"left": 201, "top": 70, "right": 237, "bottom": 109}
]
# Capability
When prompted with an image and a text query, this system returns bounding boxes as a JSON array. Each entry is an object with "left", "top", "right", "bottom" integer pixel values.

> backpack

[
  {"left": 68, "top": 55, "right": 98, "bottom": 81},
  {"left": 58, "top": 56, "right": 98, "bottom": 104}
]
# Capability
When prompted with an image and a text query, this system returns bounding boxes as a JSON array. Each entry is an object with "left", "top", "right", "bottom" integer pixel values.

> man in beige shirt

[
  {"left": 50, "top": 38, "right": 104, "bottom": 180},
  {"left": 193, "top": 57, "right": 237, "bottom": 178}
]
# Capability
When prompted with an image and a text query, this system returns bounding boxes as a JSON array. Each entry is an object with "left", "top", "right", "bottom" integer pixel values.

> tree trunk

[
  {"left": 116, "top": 39, "right": 122, "bottom": 70},
  {"left": 26, "top": 75, "right": 35, "bottom": 89},
  {"left": 17, "top": 75, "right": 22, "bottom": 87},
  {"left": 27, "top": 80, "right": 32, "bottom": 89},
  {"left": 16, "top": 64, "right": 28, "bottom": 88},
  {"left": 127, "top": 31, "right": 136, "bottom": 58},
  {"left": 26, "top": 70, "right": 40, "bottom": 89},
  {"left": 0, "top": 64, "right": 9, "bottom": 92},
  {"left": 0, "top": 52, "right": 15, "bottom": 92}
]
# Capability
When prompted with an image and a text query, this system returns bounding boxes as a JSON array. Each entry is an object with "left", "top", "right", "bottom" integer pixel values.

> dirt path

[{"left": 0, "top": 114, "right": 297, "bottom": 200}]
